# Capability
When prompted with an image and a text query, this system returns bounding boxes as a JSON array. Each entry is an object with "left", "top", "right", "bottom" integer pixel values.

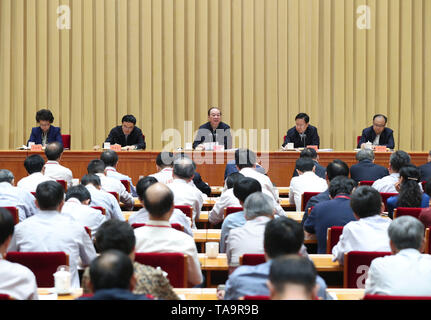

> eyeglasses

[{"left": 373, "top": 123, "right": 385, "bottom": 128}]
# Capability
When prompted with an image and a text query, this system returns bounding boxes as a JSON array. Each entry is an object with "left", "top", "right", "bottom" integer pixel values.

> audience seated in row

[
  {"left": 43, "top": 142, "right": 73, "bottom": 188},
  {"left": 350, "top": 149, "right": 389, "bottom": 183},
  {"left": 372, "top": 150, "right": 411, "bottom": 193},
  {"left": 17, "top": 154, "right": 55, "bottom": 193},
  {"left": 291, "top": 148, "right": 326, "bottom": 180}
]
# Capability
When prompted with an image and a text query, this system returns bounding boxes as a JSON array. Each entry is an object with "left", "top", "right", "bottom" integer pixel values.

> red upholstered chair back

[
  {"left": 5, "top": 252, "right": 69, "bottom": 287},
  {"left": 358, "top": 180, "right": 374, "bottom": 186},
  {"left": 61, "top": 134, "right": 71, "bottom": 149},
  {"left": 379, "top": 193, "right": 398, "bottom": 212},
  {"left": 84, "top": 227, "right": 92, "bottom": 239},
  {"left": 0, "top": 294, "right": 12, "bottom": 300},
  {"left": 239, "top": 254, "right": 266, "bottom": 266},
  {"left": 131, "top": 223, "right": 184, "bottom": 233},
  {"left": 134, "top": 252, "right": 188, "bottom": 288},
  {"left": 326, "top": 226, "right": 344, "bottom": 254},
  {"left": 363, "top": 294, "right": 431, "bottom": 300},
  {"left": 243, "top": 295, "right": 270, "bottom": 300},
  {"left": 357, "top": 136, "right": 361, "bottom": 146},
  {"left": 56, "top": 180, "right": 67, "bottom": 192},
  {"left": 1, "top": 206, "right": 19, "bottom": 225},
  {"left": 174, "top": 205, "right": 193, "bottom": 220},
  {"left": 393, "top": 207, "right": 422, "bottom": 219},
  {"left": 120, "top": 180, "right": 131, "bottom": 193},
  {"left": 108, "top": 191, "right": 120, "bottom": 203},
  {"left": 422, "top": 181, "right": 427, "bottom": 189},
  {"left": 425, "top": 228, "right": 430, "bottom": 254},
  {"left": 301, "top": 192, "right": 320, "bottom": 211},
  {"left": 283, "top": 135, "right": 287, "bottom": 143},
  {"left": 90, "top": 206, "right": 106, "bottom": 215},
  {"left": 224, "top": 206, "right": 243, "bottom": 218},
  {"left": 343, "top": 251, "right": 391, "bottom": 288}
]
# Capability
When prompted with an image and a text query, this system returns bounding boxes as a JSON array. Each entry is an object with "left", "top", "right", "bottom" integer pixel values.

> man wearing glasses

[
  {"left": 104, "top": 114, "right": 146, "bottom": 150},
  {"left": 357, "top": 114, "right": 394, "bottom": 150}
]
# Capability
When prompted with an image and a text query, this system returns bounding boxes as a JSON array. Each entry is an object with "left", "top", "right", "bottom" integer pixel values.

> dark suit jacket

[
  {"left": 193, "top": 172, "right": 211, "bottom": 197},
  {"left": 282, "top": 125, "right": 320, "bottom": 149},
  {"left": 27, "top": 125, "right": 63, "bottom": 145},
  {"left": 350, "top": 159, "right": 389, "bottom": 183},
  {"left": 77, "top": 288, "right": 153, "bottom": 300},
  {"left": 419, "top": 162, "right": 431, "bottom": 182},
  {"left": 304, "top": 195, "right": 356, "bottom": 254},
  {"left": 357, "top": 126, "right": 395, "bottom": 149},
  {"left": 292, "top": 160, "right": 326, "bottom": 179},
  {"left": 302, "top": 189, "right": 330, "bottom": 226},
  {"left": 105, "top": 125, "right": 146, "bottom": 150},
  {"left": 192, "top": 121, "right": 232, "bottom": 149}
]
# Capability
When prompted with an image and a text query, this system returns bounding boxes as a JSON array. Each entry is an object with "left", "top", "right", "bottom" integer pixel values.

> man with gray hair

[
  {"left": 226, "top": 192, "right": 274, "bottom": 269},
  {"left": 365, "top": 216, "right": 431, "bottom": 296},
  {"left": 167, "top": 157, "right": 204, "bottom": 228},
  {"left": 350, "top": 149, "right": 389, "bottom": 183},
  {"left": 0, "top": 169, "right": 38, "bottom": 221},
  {"left": 372, "top": 150, "right": 411, "bottom": 193}
]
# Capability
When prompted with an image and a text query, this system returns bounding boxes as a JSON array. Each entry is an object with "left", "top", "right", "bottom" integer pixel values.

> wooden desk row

[{"left": 37, "top": 287, "right": 366, "bottom": 300}]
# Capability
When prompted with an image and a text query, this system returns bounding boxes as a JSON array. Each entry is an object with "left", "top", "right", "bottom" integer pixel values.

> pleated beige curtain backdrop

[{"left": 0, "top": 0, "right": 430, "bottom": 151}]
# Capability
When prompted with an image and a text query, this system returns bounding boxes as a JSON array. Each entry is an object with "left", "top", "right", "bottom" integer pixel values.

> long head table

[{"left": 1, "top": 150, "right": 429, "bottom": 187}]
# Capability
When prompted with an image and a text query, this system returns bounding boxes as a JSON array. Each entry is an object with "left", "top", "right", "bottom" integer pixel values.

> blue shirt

[
  {"left": 220, "top": 211, "right": 246, "bottom": 253},
  {"left": 387, "top": 193, "right": 430, "bottom": 219},
  {"left": 224, "top": 260, "right": 331, "bottom": 300}
]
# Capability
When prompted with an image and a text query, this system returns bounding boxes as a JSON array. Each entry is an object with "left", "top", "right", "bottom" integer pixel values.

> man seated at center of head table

[
  {"left": 193, "top": 107, "right": 232, "bottom": 150},
  {"left": 104, "top": 114, "right": 146, "bottom": 150}
]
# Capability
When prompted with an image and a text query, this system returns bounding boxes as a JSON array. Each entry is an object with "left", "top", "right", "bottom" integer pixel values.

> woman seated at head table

[{"left": 27, "top": 108, "right": 63, "bottom": 147}]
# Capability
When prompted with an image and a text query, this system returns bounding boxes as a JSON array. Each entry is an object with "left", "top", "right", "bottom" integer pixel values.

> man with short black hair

[
  {"left": 332, "top": 186, "right": 391, "bottom": 264},
  {"left": 17, "top": 154, "right": 55, "bottom": 192},
  {"left": 61, "top": 185, "right": 107, "bottom": 238},
  {"left": 282, "top": 113, "right": 320, "bottom": 149},
  {"left": 8, "top": 181, "right": 97, "bottom": 288},
  {"left": 43, "top": 141, "right": 73, "bottom": 188},
  {"left": 104, "top": 114, "right": 146, "bottom": 150},
  {"left": 372, "top": 150, "right": 411, "bottom": 193},
  {"left": 291, "top": 148, "right": 326, "bottom": 179},
  {"left": 78, "top": 250, "right": 152, "bottom": 300},
  {"left": 0, "top": 169, "right": 37, "bottom": 221},
  {"left": 193, "top": 107, "right": 232, "bottom": 150},
  {"left": 304, "top": 176, "right": 357, "bottom": 253},
  {"left": 149, "top": 152, "right": 175, "bottom": 184},
  {"left": 365, "top": 216, "right": 431, "bottom": 296},
  {"left": 268, "top": 255, "right": 317, "bottom": 300},
  {"left": 134, "top": 183, "right": 203, "bottom": 287},
  {"left": 0, "top": 208, "right": 38, "bottom": 300},
  {"left": 289, "top": 157, "right": 327, "bottom": 211},
  {"left": 350, "top": 149, "right": 389, "bottom": 183},
  {"left": 358, "top": 114, "right": 395, "bottom": 149}
]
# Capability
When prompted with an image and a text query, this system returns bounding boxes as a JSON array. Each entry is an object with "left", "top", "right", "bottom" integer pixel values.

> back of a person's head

[
  {"left": 264, "top": 217, "right": 304, "bottom": 259},
  {"left": 173, "top": 157, "right": 195, "bottom": 180},
  {"left": 398, "top": 165, "right": 422, "bottom": 208},
  {"left": 87, "top": 159, "right": 106, "bottom": 174},
  {"left": 388, "top": 216, "right": 424, "bottom": 251},
  {"left": 81, "top": 174, "right": 101, "bottom": 188},
  {"left": 121, "top": 114, "right": 137, "bottom": 125},
  {"left": 24, "top": 154, "right": 45, "bottom": 174},
  {"left": 89, "top": 249, "right": 134, "bottom": 291},
  {"left": 268, "top": 255, "right": 316, "bottom": 300},
  {"left": 225, "top": 172, "right": 244, "bottom": 189},
  {"left": 94, "top": 220, "right": 136, "bottom": 255},
  {"left": 35, "top": 181, "right": 64, "bottom": 211},
  {"left": 295, "top": 157, "right": 315, "bottom": 173},
  {"left": 0, "top": 208, "right": 14, "bottom": 246},
  {"left": 355, "top": 149, "right": 374, "bottom": 162},
  {"left": 389, "top": 150, "right": 411, "bottom": 172},
  {"left": 244, "top": 192, "right": 274, "bottom": 219},
  {"left": 235, "top": 149, "right": 256, "bottom": 170},
  {"left": 328, "top": 176, "right": 357, "bottom": 198},
  {"left": 0, "top": 169, "right": 14, "bottom": 184},
  {"left": 100, "top": 150, "right": 119, "bottom": 167},
  {"left": 136, "top": 176, "right": 158, "bottom": 201},
  {"left": 326, "top": 159, "right": 349, "bottom": 181},
  {"left": 233, "top": 177, "right": 262, "bottom": 203},
  {"left": 65, "top": 185, "right": 91, "bottom": 203},
  {"left": 350, "top": 186, "right": 382, "bottom": 218},
  {"left": 44, "top": 142, "right": 63, "bottom": 160},
  {"left": 156, "top": 152, "right": 174, "bottom": 168},
  {"left": 299, "top": 148, "right": 318, "bottom": 160},
  {"left": 142, "top": 183, "right": 174, "bottom": 218}
]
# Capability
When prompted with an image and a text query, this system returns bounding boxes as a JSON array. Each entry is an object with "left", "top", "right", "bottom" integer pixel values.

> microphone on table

[{"left": 299, "top": 133, "right": 307, "bottom": 148}]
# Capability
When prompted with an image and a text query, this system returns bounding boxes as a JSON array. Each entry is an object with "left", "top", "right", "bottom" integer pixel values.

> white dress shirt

[
  {"left": 150, "top": 168, "right": 174, "bottom": 185},
  {"left": 0, "top": 257, "right": 38, "bottom": 300},
  {"left": 85, "top": 185, "right": 125, "bottom": 221},
  {"left": 128, "top": 207, "right": 193, "bottom": 237},
  {"left": 209, "top": 188, "right": 241, "bottom": 225},
  {"left": 95, "top": 173, "right": 134, "bottom": 209},
  {"left": 0, "top": 182, "right": 38, "bottom": 222},
  {"left": 167, "top": 179, "right": 204, "bottom": 228},
  {"left": 332, "top": 215, "right": 392, "bottom": 264},
  {"left": 7, "top": 210, "right": 97, "bottom": 288},
  {"left": 17, "top": 172, "right": 55, "bottom": 193},
  {"left": 61, "top": 198, "right": 107, "bottom": 238},
  {"left": 43, "top": 160, "right": 73, "bottom": 188},
  {"left": 365, "top": 248, "right": 431, "bottom": 296},
  {"left": 134, "top": 220, "right": 203, "bottom": 286},
  {"left": 371, "top": 173, "right": 399, "bottom": 193},
  {"left": 289, "top": 171, "right": 328, "bottom": 211},
  {"left": 226, "top": 216, "right": 272, "bottom": 267},
  {"left": 105, "top": 166, "right": 138, "bottom": 197}
]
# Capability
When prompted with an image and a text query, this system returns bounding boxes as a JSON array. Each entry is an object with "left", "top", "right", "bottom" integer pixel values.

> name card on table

[
  {"left": 374, "top": 146, "right": 387, "bottom": 152},
  {"left": 306, "top": 145, "right": 318, "bottom": 151},
  {"left": 110, "top": 144, "right": 122, "bottom": 152},
  {"left": 30, "top": 144, "right": 43, "bottom": 151}
]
